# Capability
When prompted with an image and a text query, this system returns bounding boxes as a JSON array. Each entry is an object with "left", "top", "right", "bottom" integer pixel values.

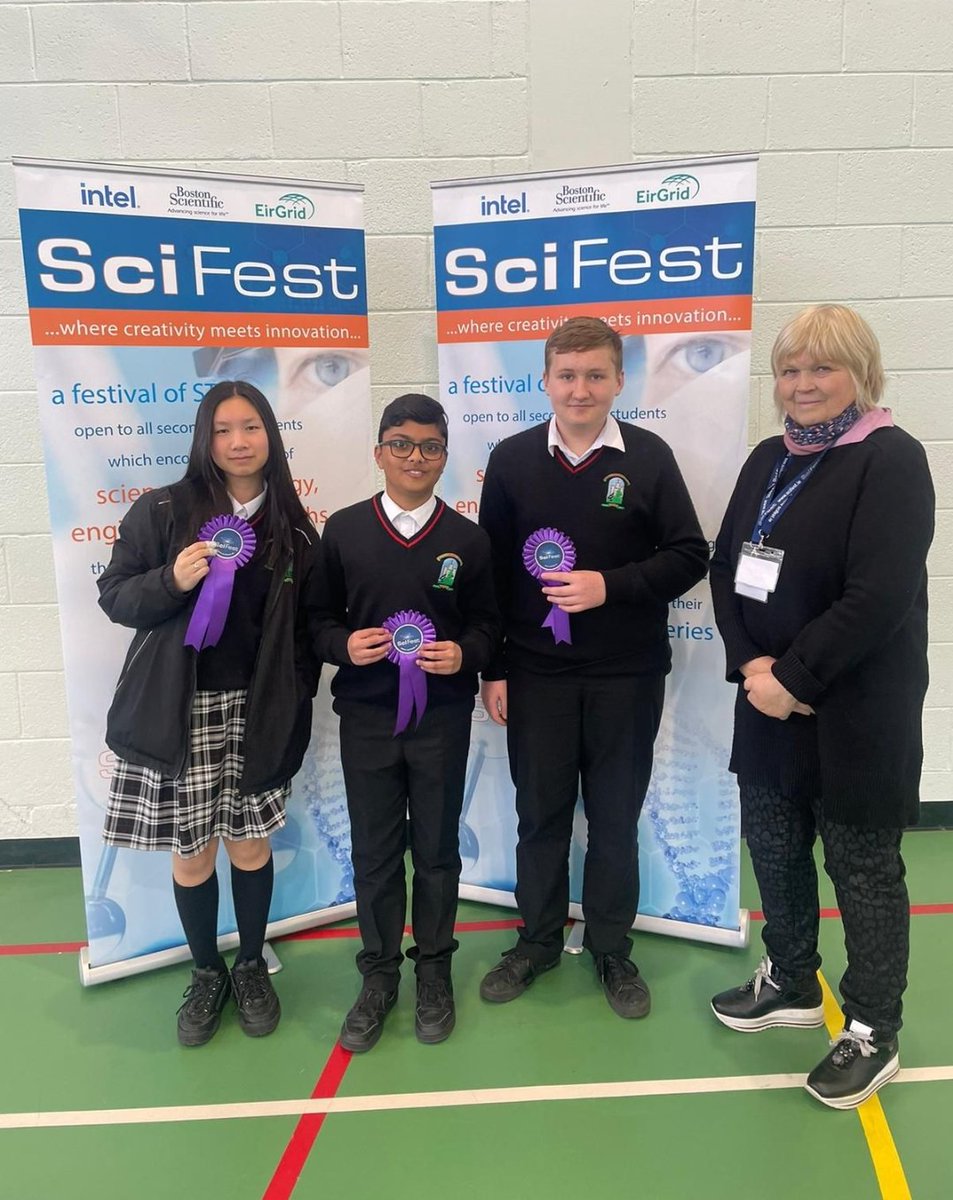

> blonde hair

[
  {"left": 771, "top": 304, "right": 885, "bottom": 416},
  {"left": 544, "top": 316, "right": 623, "bottom": 375}
]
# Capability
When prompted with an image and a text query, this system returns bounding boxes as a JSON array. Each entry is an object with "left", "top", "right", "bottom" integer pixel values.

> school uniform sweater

[
  {"left": 710, "top": 427, "right": 934, "bottom": 826},
  {"left": 479, "top": 421, "right": 709, "bottom": 678},
  {"left": 315, "top": 494, "right": 500, "bottom": 709}
]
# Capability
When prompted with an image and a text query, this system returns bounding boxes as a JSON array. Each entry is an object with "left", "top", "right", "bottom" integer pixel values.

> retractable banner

[
  {"left": 14, "top": 159, "right": 371, "bottom": 981},
  {"left": 431, "top": 157, "right": 757, "bottom": 944}
]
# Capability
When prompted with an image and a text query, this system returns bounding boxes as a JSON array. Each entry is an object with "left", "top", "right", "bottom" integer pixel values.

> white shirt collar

[
  {"left": 380, "top": 490, "right": 438, "bottom": 536},
  {"left": 547, "top": 414, "right": 624, "bottom": 465},
  {"left": 230, "top": 486, "right": 266, "bottom": 520}
]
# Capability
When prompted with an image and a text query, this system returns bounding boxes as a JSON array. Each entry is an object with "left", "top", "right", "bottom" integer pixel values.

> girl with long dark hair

[{"left": 98, "top": 380, "right": 322, "bottom": 1046}]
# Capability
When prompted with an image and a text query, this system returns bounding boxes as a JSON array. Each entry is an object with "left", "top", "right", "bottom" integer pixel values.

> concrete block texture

[
  {"left": 633, "top": 76, "right": 768, "bottom": 156},
  {"left": 768, "top": 75, "right": 913, "bottom": 151},
  {"left": 0, "top": 740, "right": 72, "bottom": 811},
  {"left": 913, "top": 75, "right": 953, "bottom": 147},
  {"left": 0, "top": 467, "right": 50, "bottom": 536},
  {"left": 365, "top": 236, "right": 432, "bottom": 313},
  {"left": 844, "top": 0, "right": 953, "bottom": 72},
  {"left": 0, "top": 394, "right": 42, "bottom": 465},
  {"left": 838, "top": 151, "right": 953, "bottom": 224},
  {"left": 0, "top": 7, "right": 33, "bottom": 83},
  {"left": 631, "top": 0, "right": 695, "bottom": 76},
  {"left": 17, "top": 672, "right": 70, "bottom": 740},
  {"left": 0, "top": 675, "right": 19, "bottom": 740},
  {"left": 342, "top": 2, "right": 492, "bottom": 78},
  {"left": 902, "top": 227, "right": 953, "bottom": 298},
  {"left": 369, "top": 311, "right": 438, "bottom": 385},
  {"left": 33, "top": 3, "right": 188, "bottom": 82},
  {"left": 272, "top": 81, "right": 423, "bottom": 158},
  {"left": 5, "top": 536, "right": 57, "bottom": 605},
  {"left": 1, "top": 84, "right": 121, "bottom": 159},
  {"left": 423, "top": 79, "right": 529, "bottom": 156},
  {"left": 0, "top": 241, "right": 28, "bottom": 316},
  {"left": 756, "top": 152, "right": 840, "bottom": 228},
  {"left": 892, "top": 373, "right": 953, "bottom": 441},
  {"left": 491, "top": 0, "right": 529, "bottom": 78},
  {"left": 697, "top": 0, "right": 842, "bottom": 75},
  {"left": 347, "top": 157, "right": 497, "bottom": 234},
  {"left": 188, "top": 3, "right": 342, "bottom": 82},
  {"left": 757, "top": 227, "right": 903, "bottom": 302},
  {"left": 118, "top": 83, "right": 274, "bottom": 158},
  {"left": 0, "top": 606, "right": 63, "bottom": 672}
]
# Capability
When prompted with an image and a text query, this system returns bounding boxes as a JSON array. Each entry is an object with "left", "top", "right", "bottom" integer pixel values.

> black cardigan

[{"left": 710, "top": 426, "right": 934, "bottom": 827}]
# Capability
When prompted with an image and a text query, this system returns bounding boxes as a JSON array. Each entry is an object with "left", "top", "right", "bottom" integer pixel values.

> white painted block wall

[{"left": 0, "top": 0, "right": 950, "bottom": 837}]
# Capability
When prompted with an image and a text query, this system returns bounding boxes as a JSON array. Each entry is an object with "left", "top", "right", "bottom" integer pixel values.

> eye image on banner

[
  {"left": 431, "top": 158, "right": 757, "bottom": 943},
  {"left": 14, "top": 160, "right": 372, "bottom": 979}
]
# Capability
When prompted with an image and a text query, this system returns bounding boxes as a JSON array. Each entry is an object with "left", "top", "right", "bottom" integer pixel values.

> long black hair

[{"left": 183, "top": 380, "right": 310, "bottom": 566}]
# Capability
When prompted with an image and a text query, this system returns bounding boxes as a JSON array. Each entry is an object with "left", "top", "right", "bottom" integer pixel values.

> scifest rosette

[
  {"left": 383, "top": 609, "right": 437, "bottom": 734},
  {"left": 184, "top": 515, "right": 256, "bottom": 650},
  {"left": 522, "top": 527, "right": 576, "bottom": 645}
]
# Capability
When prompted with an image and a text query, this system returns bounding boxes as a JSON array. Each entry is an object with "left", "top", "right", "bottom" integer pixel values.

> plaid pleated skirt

[{"left": 104, "top": 690, "right": 290, "bottom": 858}]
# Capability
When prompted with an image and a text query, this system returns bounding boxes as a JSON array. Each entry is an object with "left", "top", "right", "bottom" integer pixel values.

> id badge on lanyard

[
  {"left": 732, "top": 448, "right": 827, "bottom": 603},
  {"left": 734, "top": 543, "right": 784, "bottom": 603}
]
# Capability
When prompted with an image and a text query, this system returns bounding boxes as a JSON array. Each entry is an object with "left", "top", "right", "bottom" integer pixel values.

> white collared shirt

[
  {"left": 380, "top": 491, "right": 437, "bottom": 539},
  {"left": 547, "top": 414, "right": 625, "bottom": 466},
  {"left": 229, "top": 486, "right": 267, "bottom": 520}
]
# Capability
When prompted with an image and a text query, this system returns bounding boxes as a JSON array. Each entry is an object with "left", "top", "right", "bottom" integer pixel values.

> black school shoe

[
  {"left": 415, "top": 978, "right": 456, "bottom": 1044},
  {"left": 597, "top": 954, "right": 651, "bottom": 1019},
  {"left": 231, "top": 957, "right": 281, "bottom": 1038},
  {"left": 340, "top": 984, "right": 399, "bottom": 1053},
  {"left": 711, "top": 956, "right": 824, "bottom": 1032},
  {"left": 479, "top": 949, "right": 559, "bottom": 1003},
  {"left": 177, "top": 965, "right": 232, "bottom": 1047},
  {"left": 805, "top": 1021, "right": 900, "bottom": 1110}
]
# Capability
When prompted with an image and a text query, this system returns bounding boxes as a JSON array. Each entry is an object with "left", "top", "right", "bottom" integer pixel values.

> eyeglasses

[{"left": 378, "top": 438, "right": 447, "bottom": 461}]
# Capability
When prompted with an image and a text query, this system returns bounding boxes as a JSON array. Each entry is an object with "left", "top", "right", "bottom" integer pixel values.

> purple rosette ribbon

[
  {"left": 522, "top": 527, "right": 576, "bottom": 645},
  {"left": 383, "top": 609, "right": 437, "bottom": 735},
  {"left": 183, "top": 515, "right": 256, "bottom": 651}
]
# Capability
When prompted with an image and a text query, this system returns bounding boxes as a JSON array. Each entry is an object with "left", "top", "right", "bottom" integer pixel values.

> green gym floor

[{"left": 1, "top": 833, "right": 951, "bottom": 1200}]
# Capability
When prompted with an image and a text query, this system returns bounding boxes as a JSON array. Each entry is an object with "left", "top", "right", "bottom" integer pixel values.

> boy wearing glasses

[{"left": 315, "top": 394, "right": 500, "bottom": 1051}]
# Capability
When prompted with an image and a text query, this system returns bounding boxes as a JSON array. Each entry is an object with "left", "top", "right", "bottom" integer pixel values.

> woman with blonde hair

[{"left": 708, "top": 304, "right": 934, "bottom": 1109}]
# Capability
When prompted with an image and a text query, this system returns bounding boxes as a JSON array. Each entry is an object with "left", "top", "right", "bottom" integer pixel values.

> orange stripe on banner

[
  {"left": 28, "top": 308, "right": 369, "bottom": 349},
  {"left": 436, "top": 295, "right": 752, "bottom": 343}
]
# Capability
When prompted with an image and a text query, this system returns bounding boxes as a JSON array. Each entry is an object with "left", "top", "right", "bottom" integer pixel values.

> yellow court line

[{"left": 818, "top": 972, "right": 911, "bottom": 1200}]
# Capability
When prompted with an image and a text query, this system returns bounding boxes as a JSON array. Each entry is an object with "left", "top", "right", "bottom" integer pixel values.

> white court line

[{"left": 2, "top": 1066, "right": 953, "bottom": 1131}]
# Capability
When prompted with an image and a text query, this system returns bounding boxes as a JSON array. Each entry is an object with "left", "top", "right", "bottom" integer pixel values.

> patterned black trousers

[{"left": 741, "top": 782, "right": 909, "bottom": 1038}]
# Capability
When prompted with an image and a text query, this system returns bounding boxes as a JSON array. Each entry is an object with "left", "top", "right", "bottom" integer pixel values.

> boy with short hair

[
  {"left": 316, "top": 393, "right": 499, "bottom": 1050},
  {"left": 479, "top": 317, "right": 708, "bottom": 1017}
]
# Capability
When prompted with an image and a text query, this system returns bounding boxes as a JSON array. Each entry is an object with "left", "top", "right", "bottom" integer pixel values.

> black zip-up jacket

[{"left": 97, "top": 481, "right": 322, "bottom": 793}]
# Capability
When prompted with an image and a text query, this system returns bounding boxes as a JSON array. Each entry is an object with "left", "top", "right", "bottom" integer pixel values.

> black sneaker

[
  {"left": 597, "top": 955, "right": 651, "bottom": 1019},
  {"left": 177, "top": 965, "right": 231, "bottom": 1047},
  {"left": 479, "top": 949, "right": 558, "bottom": 1003},
  {"left": 415, "top": 979, "right": 456, "bottom": 1045},
  {"left": 711, "top": 956, "right": 824, "bottom": 1032},
  {"left": 231, "top": 957, "right": 281, "bottom": 1038},
  {"left": 805, "top": 1021, "right": 900, "bottom": 1110},
  {"left": 340, "top": 984, "right": 398, "bottom": 1053}
]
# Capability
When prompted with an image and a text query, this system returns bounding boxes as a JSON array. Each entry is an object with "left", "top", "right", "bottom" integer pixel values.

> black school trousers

[
  {"left": 506, "top": 669, "right": 665, "bottom": 964},
  {"left": 338, "top": 697, "right": 474, "bottom": 991}
]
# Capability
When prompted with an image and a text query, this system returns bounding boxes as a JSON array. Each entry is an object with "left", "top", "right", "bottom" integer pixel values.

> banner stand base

[
  {"left": 563, "top": 921, "right": 586, "bottom": 955},
  {"left": 458, "top": 884, "right": 749, "bottom": 949},
  {"left": 78, "top": 900, "right": 357, "bottom": 986},
  {"left": 262, "top": 942, "right": 282, "bottom": 975}
]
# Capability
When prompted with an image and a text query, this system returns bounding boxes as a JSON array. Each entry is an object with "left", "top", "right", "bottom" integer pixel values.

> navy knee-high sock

[
  {"left": 231, "top": 855, "right": 274, "bottom": 965},
  {"left": 173, "top": 872, "right": 225, "bottom": 972}
]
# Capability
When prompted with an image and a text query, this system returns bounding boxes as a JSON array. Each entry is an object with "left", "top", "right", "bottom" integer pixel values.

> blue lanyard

[{"left": 751, "top": 448, "right": 831, "bottom": 544}]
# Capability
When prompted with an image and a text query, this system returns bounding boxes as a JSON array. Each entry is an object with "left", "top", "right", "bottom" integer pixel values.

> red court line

[
  {"left": 0, "top": 941, "right": 86, "bottom": 956},
  {"left": 5, "top": 908, "right": 953, "bottom": 957},
  {"left": 279, "top": 918, "right": 524, "bottom": 944},
  {"left": 262, "top": 1043, "right": 352, "bottom": 1200}
]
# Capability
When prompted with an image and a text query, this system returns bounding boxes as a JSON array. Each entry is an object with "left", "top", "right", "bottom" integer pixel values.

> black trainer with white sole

[
  {"left": 711, "top": 956, "right": 824, "bottom": 1032},
  {"left": 805, "top": 1021, "right": 900, "bottom": 1109}
]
